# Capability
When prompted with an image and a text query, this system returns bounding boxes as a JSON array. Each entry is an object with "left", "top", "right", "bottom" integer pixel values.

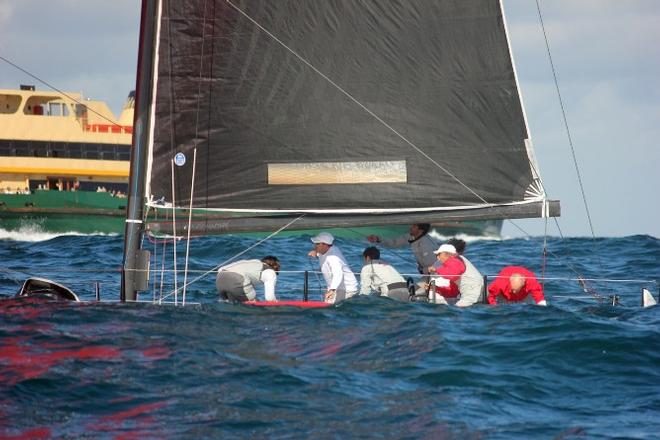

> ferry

[{"left": 0, "top": 85, "right": 133, "bottom": 233}]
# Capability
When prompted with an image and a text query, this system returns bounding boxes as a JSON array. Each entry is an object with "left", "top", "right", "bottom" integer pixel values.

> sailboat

[{"left": 120, "top": 0, "right": 561, "bottom": 302}]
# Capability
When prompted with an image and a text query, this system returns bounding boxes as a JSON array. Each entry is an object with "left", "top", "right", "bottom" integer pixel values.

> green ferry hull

[{"left": 0, "top": 191, "right": 126, "bottom": 234}]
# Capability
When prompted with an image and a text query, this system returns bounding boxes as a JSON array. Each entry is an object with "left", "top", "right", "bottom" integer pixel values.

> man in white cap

[
  {"left": 428, "top": 243, "right": 484, "bottom": 307},
  {"left": 308, "top": 232, "right": 358, "bottom": 303}
]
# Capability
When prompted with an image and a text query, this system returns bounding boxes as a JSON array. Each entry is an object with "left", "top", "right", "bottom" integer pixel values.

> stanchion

[
  {"left": 303, "top": 271, "right": 309, "bottom": 301},
  {"left": 482, "top": 275, "right": 488, "bottom": 304}
]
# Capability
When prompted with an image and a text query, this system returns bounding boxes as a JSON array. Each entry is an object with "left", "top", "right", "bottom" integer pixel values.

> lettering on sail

[{"left": 267, "top": 160, "right": 407, "bottom": 185}]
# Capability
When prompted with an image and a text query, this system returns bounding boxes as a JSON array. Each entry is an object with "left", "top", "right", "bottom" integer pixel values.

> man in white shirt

[
  {"left": 308, "top": 232, "right": 358, "bottom": 304},
  {"left": 359, "top": 247, "right": 410, "bottom": 301},
  {"left": 216, "top": 256, "right": 280, "bottom": 302}
]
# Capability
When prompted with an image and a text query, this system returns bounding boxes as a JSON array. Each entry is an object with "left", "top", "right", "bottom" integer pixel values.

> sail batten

[{"left": 146, "top": 0, "right": 558, "bottom": 222}]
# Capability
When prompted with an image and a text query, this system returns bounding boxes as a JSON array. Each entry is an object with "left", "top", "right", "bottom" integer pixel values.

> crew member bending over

[
  {"left": 487, "top": 266, "right": 547, "bottom": 306},
  {"left": 359, "top": 246, "right": 410, "bottom": 302},
  {"left": 216, "top": 256, "right": 280, "bottom": 302}
]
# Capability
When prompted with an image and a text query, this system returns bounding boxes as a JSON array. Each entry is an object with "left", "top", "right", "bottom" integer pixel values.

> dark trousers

[{"left": 216, "top": 272, "right": 249, "bottom": 302}]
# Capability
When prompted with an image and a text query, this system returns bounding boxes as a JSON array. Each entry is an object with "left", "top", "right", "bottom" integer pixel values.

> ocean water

[{"left": 0, "top": 230, "right": 658, "bottom": 439}]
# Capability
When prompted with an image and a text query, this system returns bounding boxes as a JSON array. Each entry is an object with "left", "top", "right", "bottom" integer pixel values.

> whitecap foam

[
  {"left": 0, "top": 226, "right": 118, "bottom": 242},
  {"left": 429, "top": 231, "right": 502, "bottom": 243}
]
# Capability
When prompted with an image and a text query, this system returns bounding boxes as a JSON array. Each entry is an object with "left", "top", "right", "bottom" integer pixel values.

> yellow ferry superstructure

[
  {"left": 0, "top": 85, "right": 134, "bottom": 233},
  {"left": 0, "top": 85, "right": 133, "bottom": 192}
]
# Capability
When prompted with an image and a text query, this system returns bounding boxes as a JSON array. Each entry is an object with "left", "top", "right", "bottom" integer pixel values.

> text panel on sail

[{"left": 267, "top": 160, "right": 407, "bottom": 185}]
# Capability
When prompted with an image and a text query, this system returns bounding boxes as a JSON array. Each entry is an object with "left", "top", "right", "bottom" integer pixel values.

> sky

[{"left": 0, "top": 0, "right": 658, "bottom": 238}]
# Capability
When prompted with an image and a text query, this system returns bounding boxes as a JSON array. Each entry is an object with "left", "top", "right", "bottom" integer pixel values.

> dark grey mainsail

[{"left": 133, "top": 0, "right": 560, "bottom": 234}]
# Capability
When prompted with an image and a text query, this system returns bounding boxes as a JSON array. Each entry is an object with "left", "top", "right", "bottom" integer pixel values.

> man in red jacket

[
  {"left": 428, "top": 243, "right": 463, "bottom": 301},
  {"left": 487, "top": 266, "right": 547, "bottom": 306}
]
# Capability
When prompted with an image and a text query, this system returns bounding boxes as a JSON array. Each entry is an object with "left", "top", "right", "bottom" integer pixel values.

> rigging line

[
  {"left": 170, "top": 159, "right": 179, "bottom": 305},
  {"left": 547, "top": 217, "right": 591, "bottom": 283},
  {"left": 223, "top": 0, "right": 491, "bottom": 205},
  {"left": 497, "top": 216, "right": 583, "bottom": 280},
  {"left": 416, "top": 210, "right": 599, "bottom": 288},
  {"left": 532, "top": 1, "right": 605, "bottom": 287},
  {"left": 203, "top": 0, "right": 217, "bottom": 225},
  {"left": 159, "top": 213, "right": 307, "bottom": 302},
  {"left": 165, "top": 0, "right": 177, "bottom": 200},
  {"left": 182, "top": 148, "right": 198, "bottom": 306},
  {"left": 534, "top": 0, "right": 598, "bottom": 241},
  {"left": 193, "top": 0, "right": 211, "bottom": 146},
  {"left": 541, "top": 214, "right": 548, "bottom": 291},
  {"left": 152, "top": 209, "right": 158, "bottom": 302},
  {"left": 553, "top": 217, "right": 566, "bottom": 240},
  {"left": 307, "top": 258, "right": 324, "bottom": 299},
  {"left": 481, "top": 275, "right": 656, "bottom": 284},
  {"left": 0, "top": 55, "right": 127, "bottom": 129},
  {"left": 158, "top": 232, "right": 168, "bottom": 303}
]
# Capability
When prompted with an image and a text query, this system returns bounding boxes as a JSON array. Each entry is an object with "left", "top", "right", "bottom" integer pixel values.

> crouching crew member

[
  {"left": 487, "top": 266, "right": 547, "bottom": 306},
  {"left": 429, "top": 243, "right": 484, "bottom": 307},
  {"left": 359, "top": 246, "right": 410, "bottom": 301},
  {"left": 216, "top": 256, "right": 280, "bottom": 302}
]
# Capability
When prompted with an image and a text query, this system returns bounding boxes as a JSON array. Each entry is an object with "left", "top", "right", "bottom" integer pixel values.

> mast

[{"left": 121, "top": 0, "right": 158, "bottom": 301}]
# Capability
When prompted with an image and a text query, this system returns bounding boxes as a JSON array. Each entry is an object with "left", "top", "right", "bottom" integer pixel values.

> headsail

[
  {"left": 139, "top": 0, "right": 558, "bottom": 234},
  {"left": 642, "top": 289, "right": 657, "bottom": 308}
]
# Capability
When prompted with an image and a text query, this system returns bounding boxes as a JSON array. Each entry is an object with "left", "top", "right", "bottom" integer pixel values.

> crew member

[
  {"left": 359, "top": 246, "right": 410, "bottom": 302},
  {"left": 216, "top": 256, "right": 280, "bottom": 302},
  {"left": 429, "top": 243, "right": 484, "bottom": 307},
  {"left": 308, "top": 232, "right": 358, "bottom": 303},
  {"left": 487, "top": 266, "right": 547, "bottom": 306},
  {"left": 367, "top": 223, "right": 437, "bottom": 279}
]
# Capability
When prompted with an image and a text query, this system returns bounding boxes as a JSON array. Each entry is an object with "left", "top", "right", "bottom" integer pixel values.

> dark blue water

[{"left": 1, "top": 231, "right": 658, "bottom": 439}]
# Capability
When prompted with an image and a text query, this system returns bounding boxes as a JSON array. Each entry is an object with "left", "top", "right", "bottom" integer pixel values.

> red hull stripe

[{"left": 246, "top": 300, "right": 331, "bottom": 308}]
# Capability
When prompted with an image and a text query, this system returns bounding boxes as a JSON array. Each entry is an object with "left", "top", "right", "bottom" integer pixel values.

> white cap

[
  {"left": 433, "top": 244, "right": 457, "bottom": 254},
  {"left": 310, "top": 232, "right": 334, "bottom": 245}
]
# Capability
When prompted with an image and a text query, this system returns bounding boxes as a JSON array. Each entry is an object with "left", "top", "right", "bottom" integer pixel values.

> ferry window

[
  {"left": 49, "top": 102, "right": 63, "bottom": 116},
  {"left": 0, "top": 143, "right": 13, "bottom": 156},
  {"left": 0, "top": 94, "right": 21, "bottom": 114},
  {"left": 24, "top": 97, "right": 47, "bottom": 115},
  {"left": 33, "top": 141, "right": 49, "bottom": 157},
  {"left": 75, "top": 104, "right": 87, "bottom": 118},
  {"left": 84, "top": 144, "right": 99, "bottom": 160},
  {"left": 48, "top": 142, "right": 63, "bottom": 158},
  {"left": 117, "top": 147, "right": 130, "bottom": 161},
  {"left": 100, "top": 145, "right": 116, "bottom": 160},
  {"left": 13, "top": 140, "right": 31, "bottom": 157},
  {"left": 68, "top": 144, "right": 82, "bottom": 158}
]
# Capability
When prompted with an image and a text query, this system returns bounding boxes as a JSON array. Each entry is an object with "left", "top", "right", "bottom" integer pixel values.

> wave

[
  {"left": 429, "top": 231, "right": 502, "bottom": 243},
  {"left": 0, "top": 226, "right": 119, "bottom": 242}
]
